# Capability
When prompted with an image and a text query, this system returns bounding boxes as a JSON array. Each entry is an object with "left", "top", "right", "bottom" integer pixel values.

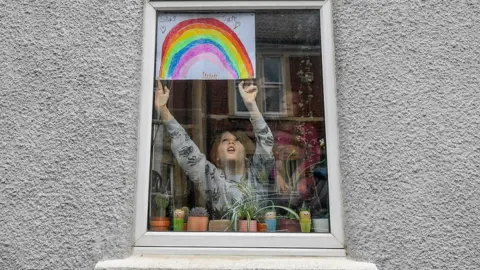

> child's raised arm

[
  {"left": 238, "top": 80, "right": 261, "bottom": 120},
  {"left": 154, "top": 80, "right": 173, "bottom": 122},
  {"left": 154, "top": 80, "right": 215, "bottom": 201},
  {"left": 238, "top": 80, "right": 275, "bottom": 184}
]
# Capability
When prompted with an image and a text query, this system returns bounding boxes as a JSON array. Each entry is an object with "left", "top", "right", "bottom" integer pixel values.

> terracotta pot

[
  {"left": 238, "top": 220, "right": 257, "bottom": 232},
  {"left": 150, "top": 217, "right": 170, "bottom": 231},
  {"left": 187, "top": 216, "right": 209, "bottom": 232},
  {"left": 183, "top": 223, "right": 188, "bottom": 231},
  {"left": 277, "top": 219, "right": 300, "bottom": 232},
  {"left": 257, "top": 223, "right": 267, "bottom": 232},
  {"left": 209, "top": 220, "right": 232, "bottom": 232}
]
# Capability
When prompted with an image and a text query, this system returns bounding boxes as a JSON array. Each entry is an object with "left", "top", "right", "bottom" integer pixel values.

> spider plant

[{"left": 222, "top": 181, "right": 299, "bottom": 231}]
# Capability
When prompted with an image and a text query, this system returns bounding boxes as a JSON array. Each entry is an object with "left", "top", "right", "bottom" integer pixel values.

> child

[
  {"left": 154, "top": 80, "right": 275, "bottom": 212},
  {"left": 273, "top": 91, "right": 321, "bottom": 199}
]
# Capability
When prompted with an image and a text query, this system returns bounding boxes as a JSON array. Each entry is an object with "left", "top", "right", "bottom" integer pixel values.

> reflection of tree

[
  {"left": 296, "top": 57, "right": 314, "bottom": 118},
  {"left": 271, "top": 55, "right": 327, "bottom": 214}
]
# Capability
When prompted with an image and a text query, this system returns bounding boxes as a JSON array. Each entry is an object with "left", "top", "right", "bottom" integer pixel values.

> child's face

[
  {"left": 285, "top": 91, "right": 301, "bottom": 116},
  {"left": 216, "top": 132, "right": 246, "bottom": 166}
]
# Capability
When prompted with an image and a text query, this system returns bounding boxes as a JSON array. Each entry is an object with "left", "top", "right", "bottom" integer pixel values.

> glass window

[
  {"left": 262, "top": 56, "right": 284, "bottom": 114},
  {"left": 149, "top": 9, "right": 329, "bottom": 234},
  {"left": 136, "top": 1, "right": 342, "bottom": 253}
]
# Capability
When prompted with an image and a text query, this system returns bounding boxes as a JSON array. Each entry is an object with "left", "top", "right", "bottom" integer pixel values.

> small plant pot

[
  {"left": 187, "top": 216, "right": 209, "bottom": 232},
  {"left": 150, "top": 217, "right": 170, "bottom": 231},
  {"left": 300, "top": 220, "right": 311, "bottom": 233},
  {"left": 265, "top": 219, "right": 277, "bottom": 232},
  {"left": 173, "top": 218, "right": 184, "bottom": 232},
  {"left": 209, "top": 220, "right": 232, "bottom": 232},
  {"left": 277, "top": 219, "right": 300, "bottom": 232},
  {"left": 257, "top": 223, "right": 267, "bottom": 232},
  {"left": 238, "top": 220, "right": 257, "bottom": 232},
  {"left": 312, "top": 218, "right": 329, "bottom": 233}
]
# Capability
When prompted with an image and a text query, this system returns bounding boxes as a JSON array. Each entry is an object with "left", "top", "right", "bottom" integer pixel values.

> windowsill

[{"left": 95, "top": 255, "right": 378, "bottom": 270}]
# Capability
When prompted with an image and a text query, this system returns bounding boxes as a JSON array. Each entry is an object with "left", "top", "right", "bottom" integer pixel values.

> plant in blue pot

[{"left": 264, "top": 208, "right": 277, "bottom": 232}]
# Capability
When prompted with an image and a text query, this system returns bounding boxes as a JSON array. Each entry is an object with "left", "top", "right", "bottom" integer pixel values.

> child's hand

[
  {"left": 238, "top": 80, "right": 257, "bottom": 106},
  {"left": 154, "top": 81, "right": 170, "bottom": 110},
  {"left": 275, "top": 173, "right": 291, "bottom": 194}
]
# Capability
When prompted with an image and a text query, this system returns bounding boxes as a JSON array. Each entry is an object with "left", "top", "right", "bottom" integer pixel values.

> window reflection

[{"left": 149, "top": 10, "right": 329, "bottom": 233}]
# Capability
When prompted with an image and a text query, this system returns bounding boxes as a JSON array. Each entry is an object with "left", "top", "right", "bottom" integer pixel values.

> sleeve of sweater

[
  {"left": 164, "top": 118, "right": 216, "bottom": 196},
  {"left": 250, "top": 116, "right": 275, "bottom": 183}
]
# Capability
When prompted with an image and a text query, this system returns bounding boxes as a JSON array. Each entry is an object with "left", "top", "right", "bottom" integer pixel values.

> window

[
  {"left": 261, "top": 56, "right": 284, "bottom": 114},
  {"left": 135, "top": 1, "right": 343, "bottom": 256},
  {"left": 234, "top": 55, "right": 286, "bottom": 116}
]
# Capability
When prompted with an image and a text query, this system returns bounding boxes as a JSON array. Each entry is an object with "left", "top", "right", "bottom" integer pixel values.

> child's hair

[{"left": 209, "top": 130, "right": 255, "bottom": 168}]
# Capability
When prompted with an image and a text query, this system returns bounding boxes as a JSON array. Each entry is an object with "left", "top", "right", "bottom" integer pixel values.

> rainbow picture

[{"left": 156, "top": 14, "right": 256, "bottom": 80}]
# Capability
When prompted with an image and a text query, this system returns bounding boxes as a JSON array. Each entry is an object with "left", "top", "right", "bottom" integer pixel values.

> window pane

[
  {"left": 263, "top": 57, "right": 282, "bottom": 83},
  {"left": 150, "top": 10, "right": 328, "bottom": 233},
  {"left": 264, "top": 85, "right": 282, "bottom": 113},
  {"left": 235, "top": 80, "right": 249, "bottom": 113}
]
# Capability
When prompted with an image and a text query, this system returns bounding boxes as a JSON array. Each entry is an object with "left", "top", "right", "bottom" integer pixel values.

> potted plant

[
  {"left": 150, "top": 193, "right": 170, "bottom": 231},
  {"left": 173, "top": 208, "right": 185, "bottom": 232},
  {"left": 209, "top": 205, "right": 232, "bottom": 232},
  {"left": 187, "top": 207, "right": 209, "bottom": 232},
  {"left": 299, "top": 203, "right": 311, "bottom": 233},
  {"left": 236, "top": 201, "right": 258, "bottom": 232},
  {"left": 226, "top": 182, "right": 300, "bottom": 232},
  {"left": 309, "top": 162, "right": 329, "bottom": 233},
  {"left": 312, "top": 211, "right": 329, "bottom": 233},
  {"left": 225, "top": 181, "right": 259, "bottom": 232},
  {"left": 277, "top": 211, "right": 301, "bottom": 232},
  {"left": 256, "top": 216, "right": 267, "bottom": 232},
  {"left": 264, "top": 209, "right": 277, "bottom": 232}
]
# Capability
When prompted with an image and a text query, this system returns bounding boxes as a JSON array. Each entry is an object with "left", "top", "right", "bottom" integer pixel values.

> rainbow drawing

[{"left": 157, "top": 15, "right": 255, "bottom": 80}]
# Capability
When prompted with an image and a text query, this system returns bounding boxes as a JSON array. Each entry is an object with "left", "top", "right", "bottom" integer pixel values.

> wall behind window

[
  {"left": 1, "top": 1, "right": 479, "bottom": 269},
  {"left": 334, "top": 1, "right": 480, "bottom": 269},
  {"left": 0, "top": 0, "right": 144, "bottom": 269}
]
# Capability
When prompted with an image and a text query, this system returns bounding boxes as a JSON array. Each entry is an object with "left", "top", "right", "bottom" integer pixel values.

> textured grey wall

[
  {"left": 333, "top": 0, "right": 480, "bottom": 269},
  {"left": 0, "top": 0, "right": 479, "bottom": 269},
  {"left": 0, "top": 0, "right": 144, "bottom": 269}
]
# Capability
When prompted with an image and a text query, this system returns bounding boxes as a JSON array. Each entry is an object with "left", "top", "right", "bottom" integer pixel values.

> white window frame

[{"left": 134, "top": 0, "right": 344, "bottom": 257}]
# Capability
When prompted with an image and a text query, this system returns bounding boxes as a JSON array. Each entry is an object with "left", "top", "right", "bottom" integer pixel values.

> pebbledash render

[{"left": 1, "top": 1, "right": 479, "bottom": 270}]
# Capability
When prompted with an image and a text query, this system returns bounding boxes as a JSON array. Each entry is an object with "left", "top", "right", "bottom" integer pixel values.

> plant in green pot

[
  {"left": 173, "top": 208, "right": 185, "bottom": 232},
  {"left": 299, "top": 202, "right": 311, "bottom": 233}
]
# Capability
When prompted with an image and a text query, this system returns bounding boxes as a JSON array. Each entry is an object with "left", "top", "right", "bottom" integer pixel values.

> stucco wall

[
  {"left": 333, "top": 0, "right": 480, "bottom": 269},
  {"left": 0, "top": 0, "right": 144, "bottom": 269},
  {"left": 0, "top": 0, "right": 478, "bottom": 269}
]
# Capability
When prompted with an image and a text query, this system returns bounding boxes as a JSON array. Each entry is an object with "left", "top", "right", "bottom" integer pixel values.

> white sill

[{"left": 95, "top": 255, "right": 378, "bottom": 270}]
